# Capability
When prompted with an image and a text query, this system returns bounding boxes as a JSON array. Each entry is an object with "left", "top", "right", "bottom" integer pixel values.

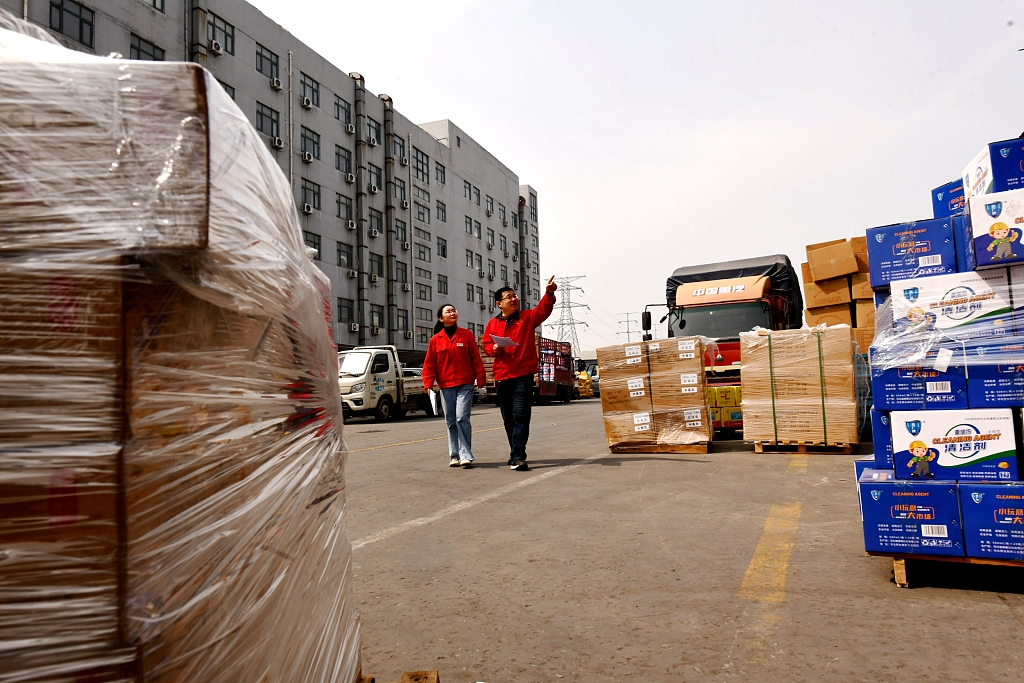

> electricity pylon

[{"left": 551, "top": 276, "right": 589, "bottom": 355}]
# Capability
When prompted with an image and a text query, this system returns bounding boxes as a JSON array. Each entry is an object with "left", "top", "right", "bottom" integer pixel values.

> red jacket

[
  {"left": 422, "top": 326, "right": 487, "bottom": 390},
  {"left": 482, "top": 292, "right": 556, "bottom": 381}
]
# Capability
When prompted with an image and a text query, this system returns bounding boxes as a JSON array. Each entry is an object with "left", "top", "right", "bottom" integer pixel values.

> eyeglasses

[
  {"left": 500, "top": 294, "right": 518, "bottom": 302},
  {"left": 443, "top": 308, "right": 458, "bottom": 314}
]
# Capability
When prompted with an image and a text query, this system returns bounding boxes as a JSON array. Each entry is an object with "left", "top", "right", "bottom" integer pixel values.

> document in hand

[{"left": 490, "top": 335, "right": 518, "bottom": 348}]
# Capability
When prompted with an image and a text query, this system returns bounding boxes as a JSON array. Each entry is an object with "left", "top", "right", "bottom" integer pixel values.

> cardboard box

[
  {"left": 854, "top": 456, "right": 875, "bottom": 520},
  {"left": 869, "top": 346, "right": 968, "bottom": 411},
  {"left": 962, "top": 139, "right": 1024, "bottom": 199},
  {"left": 805, "top": 238, "right": 847, "bottom": 256},
  {"left": 890, "top": 408, "right": 1018, "bottom": 481},
  {"left": 966, "top": 188, "right": 1024, "bottom": 269},
  {"left": 801, "top": 261, "right": 814, "bottom": 284},
  {"left": 959, "top": 482, "right": 1024, "bottom": 560},
  {"left": 803, "top": 276, "right": 851, "bottom": 309},
  {"left": 855, "top": 300, "right": 875, "bottom": 329},
  {"left": 852, "top": 328, "right": 874, "bottom": 352},
  {"left": 890, "top": 269, "right": 1012, "bottom": 339},
  {"left": 932, "top": 178, "right": 966, "bottom": 218},
  {"left": 865, "top": 218, "right": 964, "bottom": 289},
  {"left": 963, "top": 146, "right": 993, "bottom": 199},
  {"left": 871, "top": 409, "right": 894, "bottom": 468},
  {"left": 646, "top": 338, "right": 705, "bottom": 412},
  {"left": 850, "top": 272, "right": 873, "bottom": 300},
  {"left": 854, "top": 250, "right": 870, "bottom": 273},
  {"left": 654, "top": 407, "right": 712, "bottom": 445},
  {"left": 805, "top": 304, "right": 853, "bottom": 327},
  {"left": 850, "top": 236, "right": 867, "bottom": 254},
  {"left": 859, "top": 472, "right": 965, "bottom": 556},
  {"left": 952, "top": 214, "right": 976, "bottom": 272},
  {"left": 807, "top": 240, "right": 858, "bottom": 282},
  {"left": 964, "top": 337, "right": 1024, "bottom": 408}
]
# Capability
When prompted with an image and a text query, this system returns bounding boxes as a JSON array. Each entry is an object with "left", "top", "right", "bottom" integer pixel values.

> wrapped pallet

[
  {"left": 740, "top": 326, "right": 859, "bottom": 445},
  {"left": 0, "top": 15, "right": 359, "bottom": 683}
]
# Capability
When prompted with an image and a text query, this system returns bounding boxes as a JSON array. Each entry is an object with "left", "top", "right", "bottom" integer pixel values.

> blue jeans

[
  {"left": 440, "top": 383, "right": 475, "bottom": 462},
  {"left": 496, "top": 374, "right": 533, "bottom": 463}
]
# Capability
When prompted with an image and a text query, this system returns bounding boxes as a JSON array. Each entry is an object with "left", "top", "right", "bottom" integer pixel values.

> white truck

[{"left": 338, "top": 345, "right": 434, "bottom": 421}]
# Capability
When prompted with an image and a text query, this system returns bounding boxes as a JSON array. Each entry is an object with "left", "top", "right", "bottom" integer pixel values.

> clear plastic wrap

[
  {"left": 740, "top": 325, "right": 860, "bottom": 444},
  {"left": 1, "top": 14, "right": 359, "bottom": 683}
]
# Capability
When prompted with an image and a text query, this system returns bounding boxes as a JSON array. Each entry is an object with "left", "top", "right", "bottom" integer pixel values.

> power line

[
  {"left": 549, "top": 276, "right": 589, "bottom": 355},
  {"left": 616, "top": 312, "right": 640, "bottom": 343}
]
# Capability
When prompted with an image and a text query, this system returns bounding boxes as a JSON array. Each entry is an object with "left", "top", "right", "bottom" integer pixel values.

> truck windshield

[
  {"left": 670, "top": 301, "right": 771, "bottom": 339},
  {"left": 338, "top": 351, "right": 372, "bottom": 377}
]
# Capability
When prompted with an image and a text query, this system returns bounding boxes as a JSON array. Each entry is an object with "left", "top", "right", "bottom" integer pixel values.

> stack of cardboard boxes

[
  {"left": 707, "top": 386, "right": 742, "bottom": 427},
  {"left": 1, "top": 24, "right": 361, "bottom": 683},
  {"left": 597, "top": 337, "right": 711, "bottom": 452},
  {"left": 801, "top": 237, "right": 875, "bottom": 352}
]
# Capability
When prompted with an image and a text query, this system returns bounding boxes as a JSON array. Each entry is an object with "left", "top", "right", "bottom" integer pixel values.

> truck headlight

[{"left": 350, "top": 383, "right": 365, "bottom": 394}]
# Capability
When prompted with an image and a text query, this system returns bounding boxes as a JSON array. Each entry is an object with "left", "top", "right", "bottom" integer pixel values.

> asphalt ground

[{"left": 343, "top": 399, "right": 1024, "bottom": 683}]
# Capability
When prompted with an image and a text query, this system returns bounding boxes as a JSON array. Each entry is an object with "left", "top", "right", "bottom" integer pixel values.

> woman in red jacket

[{"left": 421, "top": 303, "right": 487, "bottom": 468}]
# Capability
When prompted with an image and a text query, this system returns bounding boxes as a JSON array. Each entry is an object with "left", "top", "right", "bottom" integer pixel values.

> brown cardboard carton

[
  {"left": 854, "top": 250, "right": 870, "bottom": 273},
  {"left": 808, "top": 241, "right": 859, "bottom": 281},
  {"left": 850, "top": 236, "right": 867, "bottom": 254},
  {"left": 853, "top": 328, "right": 875, "bottom": 352},
  {"left": 855, "top": 300, "right": 875, "bottom": 329},
  {"left": 803, "top": 276, "right": 851, "bottom": 309},
  {"left": 805, "top": 304, "right": 853, "bottom": 327},
  {"left": 800, "top": 261, "right": 814, "bottom": 284},
  {"left": 646, "top": 337, "right": 705, "bottom": 411},
  {"left": 654, "top": 407, "right": 712, "bottom": 445},
  {"left": 850, "top": 271, "right": 873, "bottom": 300},
  {"left": 805, "top": 238, "right": 847, "bottom": 258}
]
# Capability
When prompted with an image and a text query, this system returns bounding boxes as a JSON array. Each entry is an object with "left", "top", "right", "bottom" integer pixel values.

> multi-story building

[{"left": 4, "top": 0, "right": 540, "bottom": 359}]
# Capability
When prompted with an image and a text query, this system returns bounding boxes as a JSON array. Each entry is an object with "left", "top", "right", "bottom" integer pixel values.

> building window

[
  {"left": 435, "top": 162, "right": 446, "bottom": 184},
  {"left": 514, "top": 271, "right": 520, "bottom": 287},
  {"left": 394, "top": 178, "right": 407, "bottom": 203},
  {"left": 130, "top": 33, "right": 164, "bottom": 61},
  {"left": 415, "top": 267, "right": 432, "bottom": 280},
  {"left": 50, "top": 0, "right": 94, "bottom": 48},
  {"left": 414, "top": 203, "right": 430, "bottom": 224},
  {"left": 337, "top": 194, "right": 353, "bottom": 220},
  {"left": 473, "top": 187, "right": 480, "bottom": 206},
  {"left": 369, "top": 208, "right": 383, "bottom": 234},
  {"left": 415, "top": 243, "right": 431, "bottom": 263},
  {"left": 436, "top": 237, "right": 447, "bottom": 258},
  {"left": 477, "top": 286, "right": 484, "bottom": 305},
  {"left": 395, "top": 219, "right": 407, "bottom": 242},
  {"left": 532, "top": 234, "right": 538, "bottom": 247},
  {"left": 393, "top": 137, "right": 405, "bottom": 159},
  {"left": 337, "top": 241, "right": 353, "bottom": 267},
  {"left": 412, "top": 147, "right": 429, "bottom": 184},
  {"left": 466, "top": 283, "right": 475, "bottom": 303},
  {"left": 367, "top": 117, "right": 381, "bottom": 143},
  {"left": 207, "top": 12, "right": 234, "bottom": 54},
  {"left": 338, "top": 298, "right": 355, "bottom": 323},
  {"left": 300, "top": 73, "right": 319, "bottom": 107},
  {"left": 148, "top": 0, "right": 165, "bottom": 10},
  {"left": 397, "top": 309, "right": 409, "bottom": 332},
  {"left": 501, "top": 264, "right": 508, "bottom": 283},
  {"left": 301, "top": 179, "right": 320, "bottom": 210},
  {"left": 465, "top": 249, "right": 474, "bottom": 269},
  {"left": 438, "top": 274, "right": 448, "bottom": 295},
  {"left": 303, "top": 231, "right": 321, "bottom": 260},
  {"left": 488, "top": 259, "right": 495, "bottom": 277},
  {"left": 530, "top": 192, "right": 538, "bottom": 221},
  {"left": 396, "top": 261, "right": 408, "bottom": 283},
  {"left": 256, "top": 103, "right": 279, "bottom": 137},
  {"left": 413, "top": 227, "right": 431, "bottom": 241},
  {"left": 217, "top": 80, "right": 235, "bottom": 100},
  {"left": 417, "top": 284, "right": 432, "bottom": 301},
  {"left": 499, "top": 234, "right": 507, "bottom": 253},
  {"left": 475, "top": 253, "right": 483, "bottom": 272},
  {"left": 300, "top": 127, "right": 320, "bottom": 159},
  {"left": 368, "top": 164, "right": 382, "bottom": 190},
  {"left": 499, "top": 204, "right": 506, "bottom": 221},
  {"left": 436, "top": 200, "right": 446, "bottom": 222},
  {"left": 511, "top": 213, "right": 518, "bottom": 229},
  {"left": 413, "top": 186, "right": 430, "bottom": 202},
  {"left": 330, "top": 98, "right": 348, "bottom": 126},
  {"left": 367, "top": 304, "right": 383, "bottom": 328},
  {"left": 256, "top": 43, "right": 279, "bottom": 79},
  {"left": 463, "top": 181, "right": 472, "bottom": 200},
  {"left": 486, "top": 228, "right": 495, "bottom": 248},
  {"left": 473, "top": 221, "right": 481, "bottom": 239},
  {"left": 416, "top": 326, "right": 431, "bottom": 343},
  {"left": 465, "top": 216, "right": 473, "bottom": 236},
  {"left": 368, "top": 252, "right": 384, "bottom": 277},
  {"left": 336, "top": 146, "right": 352, "bottom": 174},
  {"left": 416, "top": 307, "right": 433, "bottom": 321},
  {"left": 486, "top": 196, "right": 494, "bottom": 214}
]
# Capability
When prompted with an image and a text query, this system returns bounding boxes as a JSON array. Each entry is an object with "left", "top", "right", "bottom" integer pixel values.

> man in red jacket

[{"left": 482, "top": 276, "right": 557, "bottom": 471}]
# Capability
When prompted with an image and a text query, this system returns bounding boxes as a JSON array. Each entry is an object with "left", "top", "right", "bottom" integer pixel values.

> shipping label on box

[
  {"left": 869, "top": 346, "right": 968, "bottom": 410},
  {"left": 932, "top": 179, "right": 966, "bottom": 218},
  {"left": 890, "top": 409, "right": 1018, "bottom": 481},
  {"left": 965, "top": 337, "right": 1024, "bottom": 408},
  {"left": 871, "top": 409, "right": 894, "bottom": 468},
  {"left": 890, "top": 270, "right": 1012, "bottom": 339},
  {"left": 866, "top": 219, "right": 958, "bottom": 289},
  {"left": 858, "top": 473, "right": 964, "bottom": 556},
  {"left": 959, "top": 483, "right": 1024, "bottom": 560},
  {"left": 967, "top": 188, "right": 1024, "bottom": 269}
]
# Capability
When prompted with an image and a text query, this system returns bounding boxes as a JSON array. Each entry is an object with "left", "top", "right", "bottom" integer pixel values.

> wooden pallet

[
  {"left": 866, "top": 552, "right": 1024, "bottom": 588},
  {"left": 610, "top": 442, "right": 709, "bottom": 454},
  {"left": 753, "top": 441, "right": 853, "bottom": 455}
]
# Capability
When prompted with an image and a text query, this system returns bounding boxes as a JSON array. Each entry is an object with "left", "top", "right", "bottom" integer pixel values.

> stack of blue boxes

[{"left": 858, "top": 137, "right": 1024, "bottom": 562}]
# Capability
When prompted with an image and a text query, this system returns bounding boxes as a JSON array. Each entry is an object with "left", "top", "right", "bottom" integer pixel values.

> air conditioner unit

[
  {"left": 302, "top": 151, "right": 313, "bottom": 163},
  {"left": 345, "top": 172, "right": 355, "bottom": 184},
  {"left": 403, "top": 283, "right": 411, "bottom": 292},
  {"left": 502, "top": 250, "right": 509, "bottom": 258},
  {"left": 270, "top": 77, "right": 283, "bottom": 90},
  {"left": 479, "top": 303, "right": 486, "bottom": 310},
  {"left": 369, "top": 184, "right": 379, "bottom": 194},
  {"left": 371, "top": 326, "right": 381, "bottom": 335},
  {"left": 345, "top": 123, "right": 356, "bottom": 134},
  {"left": 369, "top": 228, "right": 380, "bottom": 238},
  {"left": 209, "top": 40, "right": 223, "bottom": 55},
  {"left": 478, "top": 270, "right": 485, "bottom": 278},
  {"left": 271, "top": 136, "right": 284, "bottom": 149},
  {"left": 486, "top": 209, "right": 493, "bottom": 217},
  {"left": 404, "top": 330, "right": 413, "bottom": 339},
  {"left": 513, "top": 283, "right": 519, "bottom": 291},
  {"left": 370, "top": 274, "right": 380, "bottom": 283},
  {"left": 302, "top": 203, "right": 313, "bottom": 215},
  {"left": 488, "top": 274, "right": 494, "bottom": 281},
  {"left": 488, "top": 305, "right": 494, "bottom": 313},
  {"left": 400, "top": 156, "right": 409, "bottom": 166},
  {"left": 301, "top": 96, "right": 313, "bottom": 110},
  {"left": 346, "top": 220, "right": 356, "bottom": 230},
  {"left": 401, "top": 200, "right": 410, "bottom": 209},
  {"left": 512, "top": 254, "right": 518, "bottom": 261},
  {"left": 368, "top": 136, "right": 378, "bottom": 147},
  {"left": 502, "top": 219, "right": 508, "bottom": 227},
  {"left": 349, "top": 322, "right": 359, "bottom": 332},
  {"left": 346, "top": 269, "right": 357, "bottom": 278},
  {"left": 486, "top": 243, "right": 493, "bottom": 250},
  {"left": 402, "top": 241, "right": 411, "bottom": 250}
]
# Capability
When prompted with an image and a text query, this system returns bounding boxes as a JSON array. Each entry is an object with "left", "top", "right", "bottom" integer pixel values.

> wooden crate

[
  {"left": 753, "top": 441, "right": 853, "bottom": 455},
  {"left": 610, "top": 442, "right": 709, "bottom": 454},
  {"left": 866, "top": 552, "right": 1024, "bottom": 588}
]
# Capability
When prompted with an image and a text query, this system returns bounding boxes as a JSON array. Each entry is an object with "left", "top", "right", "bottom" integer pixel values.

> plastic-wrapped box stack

[
  {"left": 739, "top": 326, "right": 860, "bottom": 445},
  {"left": 0, "top": 16, "right": 360, "bottom": 683},
  {"left": 597, "top": 337, "right": 711, "bottom": 452}
]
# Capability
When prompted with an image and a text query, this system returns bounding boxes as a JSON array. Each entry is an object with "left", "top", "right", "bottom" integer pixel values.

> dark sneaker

[
  {"left": 511, "top": 460, "right": 529, "bottom": 471},
  {"left": 450, "top": 457, "right": 461, "bottom": 468}
]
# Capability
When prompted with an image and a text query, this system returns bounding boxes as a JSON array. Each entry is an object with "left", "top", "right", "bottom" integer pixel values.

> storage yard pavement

[{"left": 345, "top": 399, "right": 1024, "bottom": 682}]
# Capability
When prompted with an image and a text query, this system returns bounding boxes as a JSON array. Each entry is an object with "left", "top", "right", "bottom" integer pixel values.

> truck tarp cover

[{"left": 666, "top": 254, "right": 803, "bottom": 329}]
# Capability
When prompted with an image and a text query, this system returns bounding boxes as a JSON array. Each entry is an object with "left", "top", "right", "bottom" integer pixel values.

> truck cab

[{"left": 338, "top": 345, "right": 430, "bottom": 421}]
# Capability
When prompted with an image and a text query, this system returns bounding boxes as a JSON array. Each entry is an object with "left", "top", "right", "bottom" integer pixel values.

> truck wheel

[{"left": 374, "top": 395, "right": 394, "bottom": 422}]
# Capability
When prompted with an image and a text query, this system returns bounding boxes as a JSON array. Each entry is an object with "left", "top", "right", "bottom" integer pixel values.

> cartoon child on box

[
  {"left": 907, "top": 440, "right": 937, "bottom": 478},
  {"left": 906, "top": 307, "right": 936, "bottom": 331},
  {"left": 987, "top": 222, "right": 1019, "bottom": 261}
]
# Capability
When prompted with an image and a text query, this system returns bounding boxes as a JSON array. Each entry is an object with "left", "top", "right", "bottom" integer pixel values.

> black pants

[{"left": 496, "top": 374, "right": 533, "bottom": 463}]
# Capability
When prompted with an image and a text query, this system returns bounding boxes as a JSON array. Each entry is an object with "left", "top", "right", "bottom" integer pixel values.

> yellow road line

[
  {"left": 738, "top": 501, "right": 802, "bottom": 604},
  {"left": 348, "top": 426, "right": 505, "bottom": 453},
  {"left": 788, "top": 453, "right": 809, "bottom": 473}
]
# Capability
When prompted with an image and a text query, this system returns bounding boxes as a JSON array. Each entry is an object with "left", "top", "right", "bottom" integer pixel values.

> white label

[
  {"left": 685, "top": 421, "right": 703, "bottom": 428},
  {"left": 633, "top": 412, "right": 651, "bottom": 425},
  {"left": 625, "top": 345, "right": 641, "bottom": 357},
  {"left": 648, "top": 343, "right": 661, "bottom": 351},
  {"left": 918, "top": 255, "right": 942, "bottom": 267},
  {"left": 921, "top": 524, "right": 948, "bottom": 538},
  {"left": 934, "top": 347, "right": 953, "bottom": 373},
  {"left": 627, "top": 378, "right": 645, "bottom": 390},
  {"left": 629, "top": 390, "right": 646, "bottom": 397},
  {"left": 626, "top": 357, "right": 641, "bottom": 364},
  {"left": 680, "top": 373, "right": 699, "bottom": 385},
  {"left": 681, "top": 387, "right": 698, "bottom": 394},
  {"left": 634, "top": 424, "right": 651, "bottom": 432},
  {"left": 680, "top": 352, "right": 696, "bottom": 359},
  {"left": 683, "top": 409, "right": 702, "bottom": 421},
  {"left": 926, "top": 381, "right": 951, "bottom": 394},
  {"left": 678, "top": 340, "right": 696, "bottom": 351}
]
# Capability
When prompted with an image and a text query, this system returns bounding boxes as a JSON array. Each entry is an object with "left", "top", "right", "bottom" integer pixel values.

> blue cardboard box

[
  {"left": 855, "top": 456, "right": 876, "bottom": 520},
  {"left": 890, "top": 408, "right": 1019, "bottom": 481},
  {"left": 966, "top": 188, "right": 1024, "bottom": 269},
  {"left": 867, "top": 219, "right": 960, "bottom": 289},
  {"left": 965, "top": 337, "right": 1024, "bottom": 408},
  {"left": 874, "top": 290, "right": 890, "bottom": 308},
  {"left": 933, "top": 179, "right": 966, "bottom": 219},
  {"left": 963, "top": 139, "right": 1024, "bottom": 198},
  {"left": 869, "top": 346, "right": 968, "bottom": 411},
  {"left": 959, "top": 482, "right": 1024, "bottom": 560},
  {"left": 871, "top": 409, "right": 894, "bottom": 468},
  {"left": 952, "top": 214, "right": 976, "bottom": 272},
  {"left": 859, "top": 471, "right": 965, "bottom": 556}
]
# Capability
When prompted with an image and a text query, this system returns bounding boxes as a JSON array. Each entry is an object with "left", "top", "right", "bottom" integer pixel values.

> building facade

[{"left": 4, "top": 0, "right": 541, "bottom": 358}]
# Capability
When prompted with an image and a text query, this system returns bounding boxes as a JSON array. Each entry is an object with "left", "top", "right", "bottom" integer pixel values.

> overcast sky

[{"left": 249, "top": 0, "right": 1023, "bottom": 352}]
